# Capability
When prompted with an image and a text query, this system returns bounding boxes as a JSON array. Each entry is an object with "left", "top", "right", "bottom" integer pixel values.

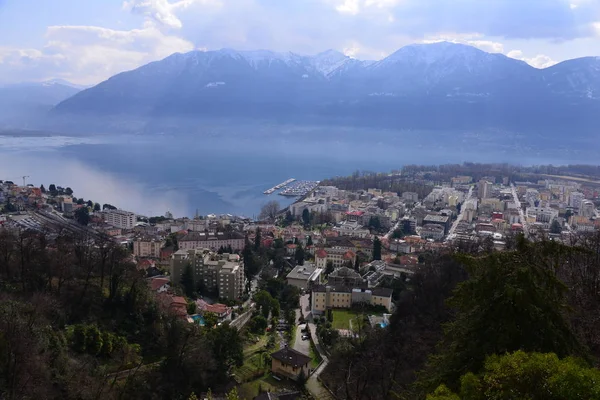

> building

[
  {"left": 286, "top": 263, "right": 324, "bottom": 291},
  {"left": 133, "top": 236, "right": 165, "bottom": 258},
  {"left": 311, "top": 285, "right": 393, "bottom": 314},
  {"left": 104, "top": 209, "right": 136, "bottom": 230},
  {"left": 389, "top": 239, "right": 412, "bottom": 254},
  {"left": 254, "top": 391, "right": 301, "bottom": 400},
  {"left": 420, "top": 224, "right": 445, "bottom": 240},
  {"left": 314, "top": 247, "right": 356, "bottom": 269},
  {"left": 525, "top": 206, "right": 559, "bottom": 224},
  {"left": 402, "top": 192, "right": 419, "bottom": 202},
  {"left": 478, "top": 180, "right": 491, "bottom": 199},
  {"left": 327, "top": 267, "right": 365, "bottom": 287},
  {"left": 178, "top": 231, "right": 245, "bottom": 252},
  {"left": 271, "top": 347, "right": 311, "bottom": 381},
  {"left": 148, "top": 276, "right": 170, "bottom": 293},
  {"left": 580, "top": 200, "right": 596, "bottom": 219},
  {"left": 569, "top": 192, "right": 585, "bottom": 209},
  {"left": 170, "top": 249, "right": 245, "bottom": 300},
  {"left": 423, "top": 214, "right": 451, "bottom": 234}
]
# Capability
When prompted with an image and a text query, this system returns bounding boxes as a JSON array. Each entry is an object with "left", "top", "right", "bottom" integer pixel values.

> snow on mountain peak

[{"left": 310, "top": 50, "right": 351, "bottom": 76}]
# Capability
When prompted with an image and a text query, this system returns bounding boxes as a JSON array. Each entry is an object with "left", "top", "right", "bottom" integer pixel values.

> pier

[{"left": 264, "top": 178, "right": 296, "bottom": 195}]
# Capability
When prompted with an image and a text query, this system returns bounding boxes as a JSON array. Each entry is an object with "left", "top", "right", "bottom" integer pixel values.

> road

[
  {"left": 292, "top": 308, "right": 310, "bottom": 356},
  {"left": 299, "top": 294, "right": 334, "bottom": 400},
  {"left": 446, "top": 186, "right": 474, "bottom": 242},
  {"left": 510, "top": 183, "right": 528, "bottom": 237}
]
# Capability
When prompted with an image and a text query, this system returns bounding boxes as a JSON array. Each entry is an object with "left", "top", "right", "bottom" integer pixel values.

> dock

[
  {"left": 264, "top": 178, "right": 296, "bottom": 195},
  {"left": 279, "top": 180, "right": 320, "bottom": 197}
]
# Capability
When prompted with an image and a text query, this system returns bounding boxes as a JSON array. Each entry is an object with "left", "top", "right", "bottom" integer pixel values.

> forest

[
  {"left": 0, "top": 228, "right": 243, "bottom": 400},
  {"left": 320, "top": 233, "right": 600, "bottom": 399}
]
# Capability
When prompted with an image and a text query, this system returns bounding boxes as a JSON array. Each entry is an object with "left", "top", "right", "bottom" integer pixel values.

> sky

[{"left": 0, "top": 0, "right": 599, "bottom": 85}]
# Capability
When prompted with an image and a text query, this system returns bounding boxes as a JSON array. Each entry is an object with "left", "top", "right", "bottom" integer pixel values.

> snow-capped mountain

[{"left": 51, "top": 42, "right": 600, "bottom": 134}]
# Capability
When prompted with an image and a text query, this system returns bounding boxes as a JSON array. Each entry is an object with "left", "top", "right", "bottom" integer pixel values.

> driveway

[{"left": 292, "top": 310, "right": 310, "bottom": 356}]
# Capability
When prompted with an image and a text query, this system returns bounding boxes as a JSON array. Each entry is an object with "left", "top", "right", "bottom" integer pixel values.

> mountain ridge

[{"left": 49, "top": 41, "right": 600, "bottom": 134}]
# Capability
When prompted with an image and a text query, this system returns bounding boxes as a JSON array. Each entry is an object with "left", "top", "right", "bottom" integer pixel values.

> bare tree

[{"left": 259, "top": 201, "right": 280, "bottom": 221}]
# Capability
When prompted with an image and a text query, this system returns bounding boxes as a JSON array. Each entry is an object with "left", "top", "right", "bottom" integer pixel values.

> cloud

[
  {"left": 0, "top": 25, "right": 194, "bottom": 85},
  {"left": 325, "top": 0, "right": 600, "bottom": 40},
  {"left": 507, "top": 50, "right": 558, "bottom": 69},
  {"left": 123, "top": 0, "right": 221, "bottom": 29}
]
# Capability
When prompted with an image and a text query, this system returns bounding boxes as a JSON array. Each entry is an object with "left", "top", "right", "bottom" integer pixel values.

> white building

[
  {"left": 569, "top": 192, "right": 585, "bottom": 209},
  {"left": 104, "top": 209, "right": 136, "bottom": 230},
  {"left": 580, "top": 200, "right": 596, "bottom": 219},
  {"left": 526, "top": 206, "right": 559, "bottom": 224}
]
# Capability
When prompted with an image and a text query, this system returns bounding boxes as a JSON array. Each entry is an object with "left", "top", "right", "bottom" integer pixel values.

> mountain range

[{"left": 25, "top": 42, "right": 600, "bottom": 133}]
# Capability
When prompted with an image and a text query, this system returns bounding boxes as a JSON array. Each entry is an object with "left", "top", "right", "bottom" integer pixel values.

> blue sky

[{"left": 0, "top": 0, "right": 599, "bottom": 85}]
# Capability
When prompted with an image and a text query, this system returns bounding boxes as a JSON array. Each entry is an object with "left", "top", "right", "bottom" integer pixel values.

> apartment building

[
  {"left": 170, "top": 249, "right": 245, "bottom": 300},
  {"left": 133, "top": 236, "right": 166, "bottom": 258},
  {"left": 315, "top": 247, "right": 356, "bottom": 269},
  {"left": 311, "top": 285, "right": 393, "bottom": 314},
  {"left": 178, "top": 231, "right": 245, "bottom": 252},
  {"left": 104, "top": 209, "right": 136, "bottom": 230}
]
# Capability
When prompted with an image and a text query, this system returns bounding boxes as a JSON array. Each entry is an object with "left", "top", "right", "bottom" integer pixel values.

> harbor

[
  {"left": 263, "top": 178, "right": 296, "bottom": 195},
  {"left": 279, "top": 180, "right": 320, "bottom": 197}
]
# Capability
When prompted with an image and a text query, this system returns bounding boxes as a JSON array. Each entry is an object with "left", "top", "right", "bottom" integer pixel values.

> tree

[
  {"left": 76, "top": 198, "right": 84, "bottom": 205},
  {"left": 254, "top": 290, "right": 275, "bottom": 319},
  {"left": 86, "top": 200, "right": 93, "bottom": 208},
  {"left": 250, "top": 315, "right": 268, "bottom": 333},
  {"left": 295, "top": 244, "right": 305, "bottom": 266},
  {"left": 225, "top": 387, "right": 241, "bottom": 400},
  {"left": 93, "top": 203, "right": 101, "bottom": 212},
  {"left": 208, "top": 324, "right": 244, "bottom": 380},
  {"left": 48, "top": 184, "right": 57, "bottom": 193},
  {"left": 65, "top": 187, "right": 73, "bottom": 196},
  {"left": 564, "top": 209, "right": 574, "bottom": 220},
  {"left": 40, "top": 184, "right": 46, "bottom": 193},
  {"left": 181, "top": 264, "right": 195, "bottom": 298},
  {"left": 203, "top": 312, "right": 219, "bottom": 328},
  {"left": 368, "top": 216, "right": 381, "bottom": 231},
  {"left": 423, "top": 245, "right": 584, "bottom": 391},
  {"left": 302, "top": 208, "right": 310, "bottom": 226},
  {"left": 3, "top": 199, "right": 17, "bottom": 213},
  {"left": 427, "top": 351, "right": 600, "bottom": 400},
  {"left": 254, "top": 227, "right": 262, "bottom": 251},
  {"left": 103, "top": 203, "right": 117, "bottom": 210},
  {"left": 259, "top": 200, "right": 280, "bottom": 221},
  {"left": 392, "top": 228, "right": 404, "bottom": 239},
  {"left": 373, "top": 237, "right": 382, "bottom": 261},
  {"left": 74, "top": 207, "right": 90, "bottom": 226},
  {"left": 187, "top": 301, "right": 197, "bottom": 315},
  {"left": 325, "top": 261, "right": 334, "bottom": 275},
  {"left": 307, "top": 235, "right": 313, "bottom": 246},
  {"left": 550, "top": 219, "right": 563, "bottom": 234},
  {"left": 86, "top": 325, "right": 103, "bottom": 355}
]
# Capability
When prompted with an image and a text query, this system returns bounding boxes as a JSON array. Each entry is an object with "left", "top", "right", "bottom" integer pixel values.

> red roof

[
  {"left": 316, "top": 249, "right": 327, "bottom": 258},
  {"left": 149, "top": 277, "right": 170, "bottom": 291},
  {"left": 343, "top": 251, "right": 356, "bottom": 260},
  {"left": 171, "top": 296, "right": 187, "bottom": 305},
  {"left": 346, "top": 211, "right": 365, "bottom": 216},
  {"left": 286, "top": 244, "right": 297, "bottom": 249}
]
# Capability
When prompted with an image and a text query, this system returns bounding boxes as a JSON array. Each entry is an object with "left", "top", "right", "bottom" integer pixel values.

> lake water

[{"left": 1, "top": 124, "right": 597, "bottom": 217}]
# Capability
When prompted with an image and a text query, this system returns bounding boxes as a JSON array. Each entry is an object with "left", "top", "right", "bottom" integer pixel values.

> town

[{"left": 2, "top": 163, "right": 600, "bottom": 399}]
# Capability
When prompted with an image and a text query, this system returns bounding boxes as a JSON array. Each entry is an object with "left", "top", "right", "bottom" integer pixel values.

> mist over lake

[{"left": 1, "top": 124, "right": 597, "bottom": 217}]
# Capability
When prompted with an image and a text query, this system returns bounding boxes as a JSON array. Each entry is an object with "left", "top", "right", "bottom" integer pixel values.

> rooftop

[
  {"left": 286, "top": 263, "right": 322, "bottom": 281},
  {"left": 271, "top": 347, "right": 311, "bottom": 368},
  {"left": 424, "top": 214, "right": 450, "bottom": 223}
]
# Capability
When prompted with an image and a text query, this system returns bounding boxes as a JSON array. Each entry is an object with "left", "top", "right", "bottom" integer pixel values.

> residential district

[{"left": 1, "top": 167, "right": 600, "bottom": 399}]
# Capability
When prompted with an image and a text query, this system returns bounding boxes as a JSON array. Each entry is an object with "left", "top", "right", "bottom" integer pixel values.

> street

[
  {"left": 510, "top": 183, "right": 528, "bottom": 237},
  {"left": 445, "top": 185, "right": 473, "bottom": 242}
]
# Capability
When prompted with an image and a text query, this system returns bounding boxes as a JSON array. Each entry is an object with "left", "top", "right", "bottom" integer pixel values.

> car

[{"left": 301, "top": 334, "right": 309, "bottom": 340}]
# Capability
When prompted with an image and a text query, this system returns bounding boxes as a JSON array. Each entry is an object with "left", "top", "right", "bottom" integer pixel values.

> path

[
  {"left": 299, "top": 294, "right": 335, "bottom": 399},
  {"left": 445, "top": 185, "right": 474, "bottom": 242}
]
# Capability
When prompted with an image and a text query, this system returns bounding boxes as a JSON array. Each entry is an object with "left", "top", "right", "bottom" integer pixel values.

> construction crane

[{"left": 22, "top": 175, "right": 30, "bottom": 187}]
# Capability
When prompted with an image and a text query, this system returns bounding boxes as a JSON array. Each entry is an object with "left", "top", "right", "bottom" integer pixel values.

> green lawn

[{"left": 331, "top": 310, "right": 360, "bottom": 330}]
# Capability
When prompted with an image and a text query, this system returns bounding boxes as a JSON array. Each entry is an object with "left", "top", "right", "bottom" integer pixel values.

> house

[
  {"left": 148, "top": 276, "right": 170, "bottom": 293},
  {"left": 156, "top": 293, "right": 188, "bottom": 319},
  {"left": 285, "top": 263, "right": 324, "bottom": 291},
  {"left": 328, "top": 267, "right": 365, "bottom": 287},
  {"left": 271, "top": 347, "right": 311, "bottom": 381},
  {"left": 195, "top": 299, "right": 232, "bottom": 320}
]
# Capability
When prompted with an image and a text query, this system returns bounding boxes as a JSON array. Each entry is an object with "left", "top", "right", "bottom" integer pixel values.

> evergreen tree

[
  {"left": 40, "top": 184, "right": 46, "bottom": 193},
  {"left": 307, "top": 235, "right": 313, "bottom": 246},
  {"left": 295, "top": 244, "right": 305, "bottom": 266},
  {"left": 74, "top": 207, "right": 90, "bottom": 226},
  {"left": 65, "top": 187, "right": 73, "bottom": 196},
  {"left": 302, "top": 208, "right": 310, "bottom": 226},
  {"left": 48, "top": 184, "right": 57, "bottom": 194},
  {"left": 181, "top": 264, "right": 195, "bottom": 298},
  {"left": 254, "top": 227, "right": 262, "bottom": 251},
  {"left": 93, "top": 203, "right": 101, "bottom": 212},
  {"left": 423, "top": 243, "right": 583, "bottom": 391},
  {"left": 373, "top": 237, "right": 382, "bottom": 261},
  {"left": 550, "top": 219, "right": 562, "bottom": 234}
]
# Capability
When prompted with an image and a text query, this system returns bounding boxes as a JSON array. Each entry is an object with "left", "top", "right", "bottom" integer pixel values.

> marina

[
  {"left": 279, "top": 180, "right": 320, "bottom": 197},
  {"left": 264, "top": 178, "right": 296, "bottom": 195}
]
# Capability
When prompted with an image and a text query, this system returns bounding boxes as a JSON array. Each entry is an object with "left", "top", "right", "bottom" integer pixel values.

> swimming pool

[
  {"left": 191, "top": 315, "right": 205, "bottom": 326},
  {"left": 379, "top": 322, "right": 388, "bottom": 328}
]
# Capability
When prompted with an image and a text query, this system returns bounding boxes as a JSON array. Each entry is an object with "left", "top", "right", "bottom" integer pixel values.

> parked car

[{"left": 302, "top": 334, "right": 309, "bottom": 340}]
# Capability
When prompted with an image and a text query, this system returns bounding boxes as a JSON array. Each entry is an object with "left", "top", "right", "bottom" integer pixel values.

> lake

[{"left": 1, "top": 124, "right": 597, "bottom": 217}]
